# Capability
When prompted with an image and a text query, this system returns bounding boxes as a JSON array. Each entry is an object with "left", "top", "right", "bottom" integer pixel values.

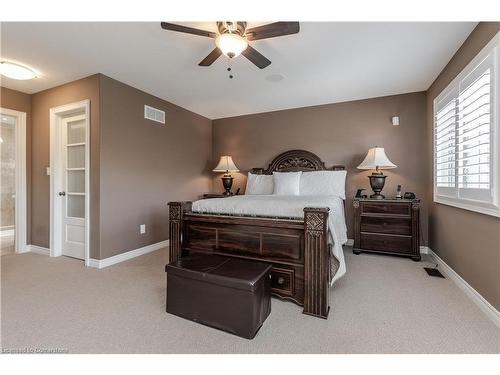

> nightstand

[
  {"left": 353, "top": 198, "right": 421, "bottom": 261},
  {"left": 201, "top": 193, "right": 231, "bottom": 199}
]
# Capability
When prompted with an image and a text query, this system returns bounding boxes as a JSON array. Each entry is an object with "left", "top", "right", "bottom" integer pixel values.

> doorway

[
  {"left": 0, "top": 108, "right": 27, "bottom": 256},
  {"left": 50, "top": 100, "right": 90, "bottom": 264}
]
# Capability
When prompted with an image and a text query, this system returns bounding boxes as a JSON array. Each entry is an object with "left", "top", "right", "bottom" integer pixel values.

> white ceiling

[{"left": 1, "top": 22, "right": 476, "bottom": 119}]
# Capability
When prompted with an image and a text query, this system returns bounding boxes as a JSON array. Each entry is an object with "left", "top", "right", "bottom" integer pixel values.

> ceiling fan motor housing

[{"left": 217, "top": 21, "right": 248, "bottom": 36}]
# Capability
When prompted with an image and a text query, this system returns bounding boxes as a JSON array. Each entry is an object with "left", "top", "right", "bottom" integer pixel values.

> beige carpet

[{"left": 1, "top": 246, "right": 498, "bottom": 354}]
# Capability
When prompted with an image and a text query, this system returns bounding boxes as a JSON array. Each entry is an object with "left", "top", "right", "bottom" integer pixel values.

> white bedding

[{"left": 191, "top": 195, "right": 347, "bottom": 283}]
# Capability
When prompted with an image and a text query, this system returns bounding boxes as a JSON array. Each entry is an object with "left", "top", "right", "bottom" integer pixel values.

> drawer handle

[
  {"left": 383, "top": 222, "right": 388, "bottom": 226},
  {"left": 277, "top": 277, "right": 285, "bottom": 285}
]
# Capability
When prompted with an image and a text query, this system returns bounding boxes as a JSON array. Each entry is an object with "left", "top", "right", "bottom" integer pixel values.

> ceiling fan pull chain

[{"left": 227, "top": 63, "right": 234, "bottom": 79}]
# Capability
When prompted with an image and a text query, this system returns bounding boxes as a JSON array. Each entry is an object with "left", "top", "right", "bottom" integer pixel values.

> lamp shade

[
  {"left": 213, "top": 156, "right": 239, "bottom": 172},
  {"left": 357, "top": 147, "right": 397, "bottom": 170}
]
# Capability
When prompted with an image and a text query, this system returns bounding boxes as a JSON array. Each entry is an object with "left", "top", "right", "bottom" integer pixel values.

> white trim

[
  {"left": 427, "top": 247, "right": 500, "bottom": 328},
  {"left": 420, "top": 246, "right": 430, "bottom": 255},
  {"left": 1, "top": 107, "right": 28, "bottom": 254},
  {"left": 49, "top": 100, "right": 91, "bottom": 265},
  {"left": 433, "top": 31, "right": 500, "bottom": 218},
  {"left": 27, "top": 245, "right": 50, "bottom": 256},
  {"left": 434, "top": 197, "right": 500, "bottom": 218},
  {"left": 0, "top": 229, "right": 14, "bottom": 237},
  {"left": 345, "top": 239, "right": 354, "bottom": 246},
  {"left": 88, "top": 240, "right": 168, "bottom": 269}
]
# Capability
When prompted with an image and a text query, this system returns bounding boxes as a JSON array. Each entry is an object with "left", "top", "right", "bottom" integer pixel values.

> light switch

[
  {"left": 140, "top": 224, "right": 146, "bottom": 234},
  {"left": 46, "top": 167, "right": 51, "bottom": 176}
]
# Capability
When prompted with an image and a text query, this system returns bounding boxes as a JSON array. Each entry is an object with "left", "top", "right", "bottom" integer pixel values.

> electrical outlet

[{"left": 140, "top": 224, "right": 146, "bottom": 234}]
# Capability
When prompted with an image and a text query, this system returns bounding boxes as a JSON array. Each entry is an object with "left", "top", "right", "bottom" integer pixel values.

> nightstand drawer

[
  {"left": 361, "top": 216, "right": 411, "bottom": 235},
  {"left": 361, "top": 202, "right": 410, "bottom": 216},
  {"left": 360, "top": 233, "right": 412, "bottom": 254}
]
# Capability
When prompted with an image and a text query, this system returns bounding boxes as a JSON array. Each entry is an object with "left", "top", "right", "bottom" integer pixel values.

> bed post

[
  {"left": 303, "top": 207, "right": 330, "bottom": 319},
  {"left": 168, "top": 201, "right": 192, "bottom": 264}
]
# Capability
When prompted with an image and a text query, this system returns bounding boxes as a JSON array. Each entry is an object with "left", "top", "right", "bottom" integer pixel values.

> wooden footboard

[{"left": 168, "top": 201, "right": 331, "bottom": 319}]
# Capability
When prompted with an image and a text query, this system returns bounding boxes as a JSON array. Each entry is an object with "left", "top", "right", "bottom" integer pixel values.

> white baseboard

[
  {"left": 27, "top": 245, "right": 50, "bottom": 255},
  {"left": 427, "top": 248, "right": 500, "bottom": 328},
  {"left": 88, "top": 240, "right": 168, "bottom": 269},
  {"left": 420, "top": 246, "right": 430, "bottom": 255}
]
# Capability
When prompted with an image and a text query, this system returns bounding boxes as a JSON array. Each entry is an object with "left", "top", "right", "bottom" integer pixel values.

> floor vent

[
  {"left": 424, "top": 267, "right": 445, "bottom": 278},
  {"left": 144, "top": 105, "right": 165, "bottom": 124}
]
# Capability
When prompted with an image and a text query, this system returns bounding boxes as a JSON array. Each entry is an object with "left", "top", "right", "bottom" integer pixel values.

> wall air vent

[{"left": 144, "top": 105, "right": 166, "bottom": 124}]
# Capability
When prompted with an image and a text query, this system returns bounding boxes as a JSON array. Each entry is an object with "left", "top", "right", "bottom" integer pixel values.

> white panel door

[{"left": 60, "top": 115, "right": 86, "bottom": 259}]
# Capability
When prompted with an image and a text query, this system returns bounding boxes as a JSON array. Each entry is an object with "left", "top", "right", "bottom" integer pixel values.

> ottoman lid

[{"left": 166, "top": 254, "right": 272, "bottom": 292}]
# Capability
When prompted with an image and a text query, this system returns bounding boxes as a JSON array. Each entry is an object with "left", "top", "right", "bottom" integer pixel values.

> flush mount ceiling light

[
  {"left": 215, "top": 33, "right": 248, "bottom": 58},
  {"left": 0, "top": 61, "right": 37, "bottom": 80}
]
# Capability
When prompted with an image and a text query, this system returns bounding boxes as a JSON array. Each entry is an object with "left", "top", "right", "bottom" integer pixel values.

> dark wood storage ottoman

[{"left": 166, "top": 254, "right": 272, "bottom": 339}]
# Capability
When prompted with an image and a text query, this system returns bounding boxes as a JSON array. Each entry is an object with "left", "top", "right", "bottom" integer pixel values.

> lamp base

[
  {"left": 221, "top": 175, "right": 234, "bottom": 196},
  {"left": 368, "top": 174, "right": 387, "bottom": 199}
]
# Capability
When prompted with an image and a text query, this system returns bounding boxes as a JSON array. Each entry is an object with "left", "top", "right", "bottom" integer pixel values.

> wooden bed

[{"left": 168, "top": 150, "right": 345, "bottom": 319}]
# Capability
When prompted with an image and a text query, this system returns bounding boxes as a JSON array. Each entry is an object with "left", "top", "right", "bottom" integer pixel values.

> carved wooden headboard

[{"left": 251, "top": 149, "right": 345, "bottom": 175}]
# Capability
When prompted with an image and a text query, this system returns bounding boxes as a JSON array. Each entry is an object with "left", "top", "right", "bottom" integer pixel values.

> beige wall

[
  {"left": 97, "top": 75, "right": 212, "bottom": 259},
  {"left": 213, "top": 92, "right": 428, "bottom": 242},
  {"left": 426, "top": 22, "right": 500, "bottom": 310},
  {"left": 10, "top": 74, "right": 212, "bottom": 259},
  {"left": 0, "top": 87, "right": 32, "bottom": 242},
  {"left": 30, "top": 75, "right": 101, "bottom": 256}
]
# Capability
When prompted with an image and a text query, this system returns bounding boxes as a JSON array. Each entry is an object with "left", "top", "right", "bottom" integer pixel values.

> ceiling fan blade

[
  {"left": 242, "top": 46, "right": 271, "bottom": 69},
  {"left": 246, "top": 22, "right": 299, "bottom": 41},
  {"left": 160, "top": 22, "right": 217, "bottom": 38},
  {"left": 198, "top": 48, "right": 222, "bottom": 66}
]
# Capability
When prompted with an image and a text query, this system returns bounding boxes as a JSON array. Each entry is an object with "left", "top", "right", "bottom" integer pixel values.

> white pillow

[
  {"left": 300, "top": 170, "right": 347, "bottom": 199},
  {"left": 273, "top": 172, "right": 302, "bottom": 196},
  {"left": 245, "top": 173, "right": 274, "bottom": 195}
]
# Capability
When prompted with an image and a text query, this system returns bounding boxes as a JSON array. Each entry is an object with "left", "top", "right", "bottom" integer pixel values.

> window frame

[{"left": 433, "top": 31, "right": 500, "bottom": 218}]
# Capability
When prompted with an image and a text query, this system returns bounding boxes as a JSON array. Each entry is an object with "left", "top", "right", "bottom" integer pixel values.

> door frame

[
  {"left": 49, "top": 100, "right": 90, "bottom": 265},
  {"left": 0, "top": 107, "right": 27, "bottom": 253}
]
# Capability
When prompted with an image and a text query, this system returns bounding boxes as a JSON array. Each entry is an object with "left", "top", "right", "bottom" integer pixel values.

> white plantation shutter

[
  {"left": 435, "top": 89, "right": 458, "bottom": 197},
  {"left": 433, "top": 32, "right": 500, "bottom": 217},
  {"left": 457, "top": 57, "right": 492, "bottom": 201}
]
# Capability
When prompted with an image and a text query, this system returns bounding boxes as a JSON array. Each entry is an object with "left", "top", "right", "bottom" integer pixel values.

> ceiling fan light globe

[{"left": 215, "top": 34, "right": 248, "bottom": 58}]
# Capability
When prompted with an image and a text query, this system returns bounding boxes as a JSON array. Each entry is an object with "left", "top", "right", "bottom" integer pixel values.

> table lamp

[
  {"left": 357, "top": 147, "right": 397, "bottom": 199},
  {"left": 213, "top": 155, "right": 240, "bottom": 195}
]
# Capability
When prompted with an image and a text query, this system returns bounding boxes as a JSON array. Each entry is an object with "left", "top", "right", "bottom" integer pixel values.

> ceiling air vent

[{"left": 144, "top": 105, "right": 165, "bottom": 124}]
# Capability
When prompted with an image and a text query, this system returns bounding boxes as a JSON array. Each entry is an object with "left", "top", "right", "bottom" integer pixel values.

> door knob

[{"left": 58, "top": 191, "right": 66, "bottom": 196}]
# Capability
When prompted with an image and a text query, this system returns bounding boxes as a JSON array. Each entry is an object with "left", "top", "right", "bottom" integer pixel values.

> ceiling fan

[{"left": 160, "top": 21, "right": 300, "bottom": 69}]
